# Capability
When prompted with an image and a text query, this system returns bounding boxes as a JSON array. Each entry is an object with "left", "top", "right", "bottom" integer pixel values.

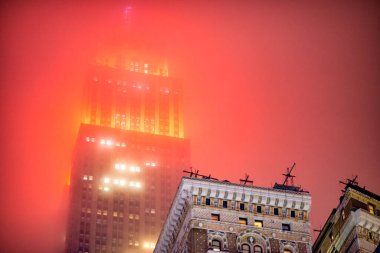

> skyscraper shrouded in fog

[{"left": 66, "top": 54, "right": 190, "bottom": 253}]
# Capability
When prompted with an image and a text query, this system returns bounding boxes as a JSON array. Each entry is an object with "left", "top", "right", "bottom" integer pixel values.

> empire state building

[{"left": 66, "top": 49, "right": 190, "bottom": 253}]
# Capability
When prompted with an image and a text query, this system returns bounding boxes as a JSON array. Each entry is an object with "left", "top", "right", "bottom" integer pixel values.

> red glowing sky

[{"left": 1, "top": 1, "right": 379, "bottom": 252}]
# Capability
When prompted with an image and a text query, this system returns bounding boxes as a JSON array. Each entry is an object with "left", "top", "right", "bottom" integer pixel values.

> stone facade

[
  {"left": 313, "top": 184, "right": 380, "bottom": 253},
  {"left": 154, "top": 177, "right": 312, "bottom": 253}
]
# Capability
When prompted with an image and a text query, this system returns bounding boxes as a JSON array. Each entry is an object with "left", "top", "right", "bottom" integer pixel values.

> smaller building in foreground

[
  {"left": 154, "top": 176, "right": 312, "bottom": 253},
  {"left": 313, "top": 181, "right": 380, "bottom": 253}
]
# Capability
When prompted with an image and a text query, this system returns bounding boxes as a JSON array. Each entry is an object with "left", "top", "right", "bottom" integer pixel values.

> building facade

[
  {"left": 66, "top": 59, "right": 190, "bottom": 253},
  {"left": 313, "top": 183, "right": 380, "bottom": 253},
  {"left": 154, "top": 177, "right": 312, "bottom": 253}
]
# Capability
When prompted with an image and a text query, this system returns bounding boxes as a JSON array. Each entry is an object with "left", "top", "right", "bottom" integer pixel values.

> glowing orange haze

[{"left": 1, "top": 1, "right": 379, "bottom": 253}]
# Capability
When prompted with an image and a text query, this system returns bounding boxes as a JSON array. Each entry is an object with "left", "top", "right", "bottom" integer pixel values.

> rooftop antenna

[
  {"left": 339, "top": 175, "right": 359, "bottom": 193},
  {"left": 273, "top": 162, "right": 307, "bottom": 192},
  {"left": 339, "top": 175, "right": 358, "bottom": 187},
  {"left": 202, "top": 173, "right": 218, "bottom": 180},
  {"left": 183, "top": 167, "right": 200, "bottom": 178},
  {"left": 240, "top": 173, "right": 253, "bottom": 186},
  {"left": 283, "top": 162, "right": 296, "bottom": 186}
]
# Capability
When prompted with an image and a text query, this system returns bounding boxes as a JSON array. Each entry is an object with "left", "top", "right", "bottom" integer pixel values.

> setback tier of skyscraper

[
  {"left": 66, "top": 124, "right": 190, "bottom": 253},
  {"left": 82, "top": 63, "right": 184, "bottom": 138}
]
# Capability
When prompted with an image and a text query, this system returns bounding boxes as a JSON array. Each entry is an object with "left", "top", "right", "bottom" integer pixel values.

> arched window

[
  {"left": 254, "top": 245, "right": 262, "bottom": 253},
  {"left": 211, "top": 239, "right": 221, "bottom": 251},
  {"left": 242, "top": 244, "right": 251, "bottom": 253},
  {"left": 284, "top": 250, "right": 292, "bottom": 253}
]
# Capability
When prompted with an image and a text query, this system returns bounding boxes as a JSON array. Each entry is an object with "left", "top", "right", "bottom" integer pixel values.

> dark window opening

[
  {"left": 254, "top": 245, "right": 262, "bottom": 253},
  {"left": 242, "top": 244, "right": 251, "bottom": 253},
  {"left": 282, "top": 224, "right": 291, "bottom": 231},
  {"left": 211, "top": 239, "right": 221, "bottom": 251}
]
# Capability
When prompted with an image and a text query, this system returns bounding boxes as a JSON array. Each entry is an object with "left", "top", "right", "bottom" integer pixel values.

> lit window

[
  {"left": 106, "top": 140, "right": 113, "bottom": 146},
  {"left": 282, "top": 224, "right": 290, "bottom": 231},
  {"left": 103, "top": 186, "right": 109, "bottom": 192},
  {"left": 83, "top": 175, "right": 88, "bottom": 180},
  {"left": 254, "top": 220, "right": 263, "bottom": 228},
  {"left": 100, "top": 139, "right": 105, "bottom": 145},
  {"left": 254, "top": 245, "right": 262, "bottom": 253},
  {"left": 143, "top": 242, "right": 155, "bottom": 249},
  {"left": 88, "top": 176, "right": 93, "bottom": 181},
  {"left": 104, "top": 177, "right": 110, "bottom": 184},
  {"left": 368, "top": 204, "right": 375, "bottom": 215},
  {"left": 129, "top": 166, "right": 141, "bottom": 173},
  {"left": 211, "top": 213, "right": 220, "bottom": 221},
  {"left": 211, "top": 239, "right": 221, "bottom": 251},
  {"left": 329, "top": 231, "right": 334, "bottom": 242},
  {"left": 239, "top": 217, "right": 248, "bottom": 225},
  {"left": 85, "top": 137, "right": 90, "bottom": 142},
  {"left": 284, "top": 250, "right": 292, "bottom": 253}
]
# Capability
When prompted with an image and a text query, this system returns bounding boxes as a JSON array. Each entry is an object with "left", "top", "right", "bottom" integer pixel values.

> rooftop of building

[
  {"left": 181, "top": 176, "right": 311, "bottom": 196},
  {"left": 312, "top": 180, "right": 380, "bottom": 251}
]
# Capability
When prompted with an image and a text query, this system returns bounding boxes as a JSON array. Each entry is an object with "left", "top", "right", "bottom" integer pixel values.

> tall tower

[{"left": 66, "top": 52, "right": 190, "bottom": 253}]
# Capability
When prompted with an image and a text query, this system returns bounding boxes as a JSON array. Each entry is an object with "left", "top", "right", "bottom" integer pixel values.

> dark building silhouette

[{"left": 66, "top": 55, "right": 190, "bottom": 253}]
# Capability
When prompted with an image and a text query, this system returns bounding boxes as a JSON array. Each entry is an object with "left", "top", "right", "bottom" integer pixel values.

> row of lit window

[
  {"left": 98, "top": 180, "right": 141, "bottom": 192},
  {"left": 114, "top": 164, "right": 141, "bottom": 172},
  {"left": 196, "top": 196, "right": 305, "bottom": 220},
  {"left": 210, "top": 213, "right": 291, "bottom": 231},
  {"left": 85, "top": 137, "right": 126, "bottom": 147}
]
